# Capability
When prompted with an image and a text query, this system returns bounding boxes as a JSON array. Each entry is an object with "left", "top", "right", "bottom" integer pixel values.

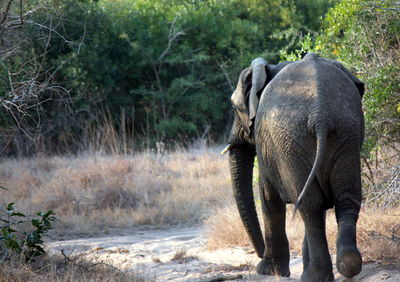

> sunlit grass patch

[{"left": 0, "top": 149, "right": 232, "bottom": 236}]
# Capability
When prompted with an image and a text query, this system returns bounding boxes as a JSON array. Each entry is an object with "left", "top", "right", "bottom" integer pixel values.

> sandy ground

[{"left": 46, "top": 227, "right": 400, "bottom": 281}]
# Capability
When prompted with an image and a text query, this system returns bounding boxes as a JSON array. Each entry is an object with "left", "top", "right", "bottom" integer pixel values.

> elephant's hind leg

[
  {"left": 256, "top": 176, "right": 290, "bottom": 277},
  {"left": 300, "top": 208, "right": 334, "bottom": 282},
  {"left": 336, "top": 220, "right": 362, "bottom": 279},
  {"left": 331, "top": 153, "right": 362, "bottom": 279}
]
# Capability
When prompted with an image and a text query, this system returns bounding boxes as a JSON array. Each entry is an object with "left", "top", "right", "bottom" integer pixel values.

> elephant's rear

[
  {"left": 256, "top": 54, "right": 364, "bottom": 210},
  {"left": 257, "top": 54, "right": 364, "bottom": 279}
]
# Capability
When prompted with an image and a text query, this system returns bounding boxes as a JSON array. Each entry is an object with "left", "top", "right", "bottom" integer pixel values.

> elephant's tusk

[{"left": 220, "top": 144, "right": 233, "bottom": 155}]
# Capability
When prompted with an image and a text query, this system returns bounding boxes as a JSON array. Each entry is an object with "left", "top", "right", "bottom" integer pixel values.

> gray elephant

[{"left": 223, "top": 53, "right": 364, "bottom": 281}]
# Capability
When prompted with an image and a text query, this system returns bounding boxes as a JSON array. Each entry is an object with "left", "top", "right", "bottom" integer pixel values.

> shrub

[{"left": 0, "top": 202, "right": 56, "bottom": 261}]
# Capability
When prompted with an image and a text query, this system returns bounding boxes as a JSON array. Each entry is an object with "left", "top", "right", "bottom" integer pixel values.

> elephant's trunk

[{"left": 229, "top": 145, "right": 265, "bottom": 258}]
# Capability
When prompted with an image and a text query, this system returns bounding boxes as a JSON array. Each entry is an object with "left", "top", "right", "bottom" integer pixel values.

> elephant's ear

[
  {"left": 231, "top": 58, "right": 268, "bottom": 134},
  {"left": 249, "top": 58, "right": 268, "bottom": 124},
  {"left": 321, "top": 58, "right": 365, "bottom": 97}
]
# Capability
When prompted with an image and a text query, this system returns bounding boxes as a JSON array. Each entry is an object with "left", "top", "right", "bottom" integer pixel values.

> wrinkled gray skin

[{"left": 227, "top": 53, "right": 364, "bottom": 282}]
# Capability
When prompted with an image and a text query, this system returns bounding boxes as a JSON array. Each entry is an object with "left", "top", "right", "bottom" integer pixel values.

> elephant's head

[
  {"left": 222, "top": 58, "right": 289, "bottom": 258},
  {"left": 226, "top": 58, "right": 268, "bottom": 147}
]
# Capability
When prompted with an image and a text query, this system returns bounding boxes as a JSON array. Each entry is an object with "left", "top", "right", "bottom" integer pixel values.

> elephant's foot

[
  {"left": 301, "top": 268, "right": 334, "bottom": 282},
  {"left": 337, "top": 247, "right": 362, "bottom": 278},
  {"left": 256, "top": 258, "right": 290, "bottom": 277}
]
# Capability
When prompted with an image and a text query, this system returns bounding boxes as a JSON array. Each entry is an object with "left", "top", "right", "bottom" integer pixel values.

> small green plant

[{"left": 0, "top": 202, "right": 56, "bottom": 261}]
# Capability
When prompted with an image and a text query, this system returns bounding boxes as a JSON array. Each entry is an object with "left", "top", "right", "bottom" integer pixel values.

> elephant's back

[
  {"left": 254, "top": 56, "right": 364, "bottom": 203},
  {"left": 255, "top": 60, "right": 318, "bottom": 151},
  {"left": 258, "top": 60, "right": 318, "bottom": 114},
  {"left": 257, "top": 56, "right": 363, "bottom": 139}
]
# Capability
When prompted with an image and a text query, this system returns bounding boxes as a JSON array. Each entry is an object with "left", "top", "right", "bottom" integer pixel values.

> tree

[
  {"left": 281, "top": 0, "right": 400, "bottom": 156},
  {"left": 0, "top": 0, "right": 84, "bottom": 155},
  {"left": 1, "top": 0, "right": 334, "bottom": 154}
]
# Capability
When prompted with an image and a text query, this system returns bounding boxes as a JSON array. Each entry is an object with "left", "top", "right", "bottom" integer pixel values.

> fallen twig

[
  {"left": 60, "top": 249, "right": 74, "bottom": 263},
  {"left": 206, "top": 274, "right": 243, "bottom": 282}
]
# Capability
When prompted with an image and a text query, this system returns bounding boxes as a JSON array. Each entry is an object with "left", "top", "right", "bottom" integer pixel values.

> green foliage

[
  {"left": 157, "top": 117, "right": 197, "bottom": 140},
  {"left": 281, "top": 0, "right": 400, "bottom": 155},
  {"left": 5, "top": 0, "right": 397, "bottom": 156},
  {"left": 64, "top": 0, "right": 332, "bottom": 144},
  {"left": 0, "top": 203, "right": 56, "bottom": 260},
  {"left": 280, "top": 34, "right": 316, "bottom": 61},
  {"left": 321, "top": 0, "right": 400, "bottom": 154},
  {"left": 0, "top": 0, "right": 333, "bottom": 154}
]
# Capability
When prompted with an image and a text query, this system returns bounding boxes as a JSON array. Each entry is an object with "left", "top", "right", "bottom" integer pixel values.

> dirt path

[{"left": 46, "top": 227, "right": 400, "bottom": 281}]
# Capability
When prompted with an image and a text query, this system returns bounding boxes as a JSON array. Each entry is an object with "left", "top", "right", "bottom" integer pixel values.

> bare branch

[
  {"left": 23, "top": 20, "right": 73, "bottom": 43},
  {"left": 0, "top": 0, "right": 14, "bottom": 25},
  {"left": 157, "top": 17, "right": 185, "bottom": 64},
  {"left": 367, "top": 5, "right": 400, "bottom": 11},
  {"left": 0, "top": 0, "right": 84, "bottom": 155},
  {"left": 364, "top": 1, "right": 400, "bottom": 11},
  {"left": 218, "top": 62, "right": 235, "bottom": 92}
]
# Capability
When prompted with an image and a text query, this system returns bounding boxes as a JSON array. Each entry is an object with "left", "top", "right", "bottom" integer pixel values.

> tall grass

[{"left": 0, "top": 149, "right": 232, "bottom": 237}]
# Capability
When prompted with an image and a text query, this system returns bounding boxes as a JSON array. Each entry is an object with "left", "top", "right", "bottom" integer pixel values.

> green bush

[
  {"left": 0, "top": 202, "right": 56, "bottom": 261},
  {"left": 281, "top": 0, "right": 400, "bottom": 156}
]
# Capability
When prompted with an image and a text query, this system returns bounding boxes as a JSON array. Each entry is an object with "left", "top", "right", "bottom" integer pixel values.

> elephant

[{"left": 223, "top": 53, "right": 364, "bottom": 281}]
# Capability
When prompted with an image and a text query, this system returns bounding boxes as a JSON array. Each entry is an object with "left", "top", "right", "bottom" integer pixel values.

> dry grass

[
  {"left": 357, "top": 208, "right": 400, "bottom": 262},
  {"left": 170, "top": 248, "right": 198, "bottom": 263},
  {"left": 171, "top": 248, "right": 188, "bottom": 261},
  {"left": 362, "top": 145, "right": 400, "bottom": 209},
  {"left": 0, "top": 254, "right": 150, "bottom": 282},
  {"left": 206, "top": 205, "right": 251, "bottom": 250},
  {"left": 0, "top": 149, "right": 232, "bottom": 237},
  {"left": 1, "top": 147, "right": 398, "bottom": 264},
  {"left": 206, "top": 205, "right": 306, "bottom": 253},
  {"left": 206, "top": 205, "right": 400, "bottom": 263}
]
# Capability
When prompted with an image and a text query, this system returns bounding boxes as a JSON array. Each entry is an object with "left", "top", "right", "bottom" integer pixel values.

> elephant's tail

[{"left": 292, "top": 126, "right": 328, "bottom": 218}]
